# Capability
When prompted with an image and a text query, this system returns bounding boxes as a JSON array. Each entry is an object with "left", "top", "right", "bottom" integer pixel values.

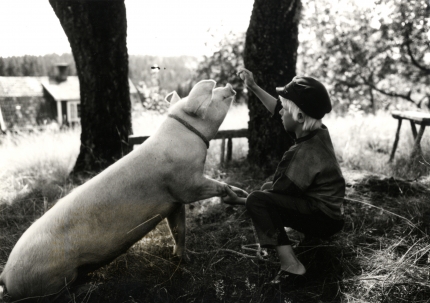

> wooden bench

[
  {"left": 127, "top": 128, "right": 248, "bottom": 165},
  {"left": 389, "top": 110, "right": 430, "bottom": 162}
]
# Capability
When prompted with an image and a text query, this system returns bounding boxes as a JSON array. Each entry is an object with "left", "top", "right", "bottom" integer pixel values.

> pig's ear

[
  {"left": 184, "top": 80, "right": 216, "bottom": 118},
  {"left": 165, "top": 91, "right": 181, "bottom": 105}
]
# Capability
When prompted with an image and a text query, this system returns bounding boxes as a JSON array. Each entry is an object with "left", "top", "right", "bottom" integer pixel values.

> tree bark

[
  {"left": 244, "top": 0, "right": 301, "bottom": 173},
  {"left": 49, "top": 0, "right": 132, "bottom": 177}
]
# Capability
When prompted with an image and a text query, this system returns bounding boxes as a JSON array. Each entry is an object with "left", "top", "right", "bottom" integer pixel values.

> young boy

[{"left": 224, "top": 68, "right": 345, "bottom": 285}]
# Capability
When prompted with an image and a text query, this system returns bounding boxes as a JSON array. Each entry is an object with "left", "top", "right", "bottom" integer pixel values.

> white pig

[{"left": 0, "top": 80, "right": 247, "bottom": 302}]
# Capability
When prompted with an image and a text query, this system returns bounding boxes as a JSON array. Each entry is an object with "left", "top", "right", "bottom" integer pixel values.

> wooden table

[{"left": 389, "top": 110, "right": 430, "bottom": 162}]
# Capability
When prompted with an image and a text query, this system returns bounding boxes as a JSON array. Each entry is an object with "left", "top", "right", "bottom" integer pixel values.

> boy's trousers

[{"left": 246, "top": 182, "right": 344, "bottom": 248}]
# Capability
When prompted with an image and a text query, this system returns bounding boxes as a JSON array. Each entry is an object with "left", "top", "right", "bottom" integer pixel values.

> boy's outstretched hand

[
  {"left": 237, "top": 68, "right": 256, "bottom": 89},
  {"left": 222, "top": 185, "right": 248, "bottom": 206}
]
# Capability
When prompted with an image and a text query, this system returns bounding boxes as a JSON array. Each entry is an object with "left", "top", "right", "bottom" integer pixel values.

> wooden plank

[
  {"left": 214, "top": 128, "right": 248, "bottom": 139},
  {"left": 391, "top": 110, "right": 430, "bottom": 125},
  {"left": 128, "top": 135, "right": 150, "bottom": 146}
]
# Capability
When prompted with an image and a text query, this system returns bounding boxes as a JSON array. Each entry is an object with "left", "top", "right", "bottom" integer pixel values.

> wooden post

[
  {"left": 220, "top": 137, "right": 226, "bottom": 166},
  {"left": 389, "top": 118, "right": 402, "bottom": 162},
  {"left": 227, "top": 138, "right": 233, "bottom": 162}
]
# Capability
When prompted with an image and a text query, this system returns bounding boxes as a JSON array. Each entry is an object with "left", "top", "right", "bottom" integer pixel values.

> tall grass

[
  {"left": 0, "top": 129, "right": 80, "bottom": 204},
  {"left": 1, "top": 105, "right": 429, "bottom": 302},
  {"left": 325, "top": 111, "right": 430, "bottom": 180}
]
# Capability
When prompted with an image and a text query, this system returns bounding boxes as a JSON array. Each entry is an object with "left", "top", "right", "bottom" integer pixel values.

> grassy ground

[{"left": 1, "top": 105, "right": 430, "bottom": 302}]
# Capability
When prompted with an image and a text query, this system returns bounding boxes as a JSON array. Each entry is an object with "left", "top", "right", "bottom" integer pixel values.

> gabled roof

[
  {"left": 0, "top": 76, "right": 138, "bottom": 101},
  {"left": 41, "top": 76, "right": 80, "bottom": 101},
  {"left": 41, "top": 76, "right": 138, "bottom": 101},
  {"left": 0, "top": 76, "right": 48, "bottom": 97}
]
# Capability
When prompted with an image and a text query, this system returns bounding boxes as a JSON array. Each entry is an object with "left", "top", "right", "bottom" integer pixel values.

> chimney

[{"left": 55, "top": 63, "right": 69, "bottom": 82}]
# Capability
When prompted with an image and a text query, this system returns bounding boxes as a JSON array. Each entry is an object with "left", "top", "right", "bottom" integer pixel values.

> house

[
  {"left": 0, "top": 76, "right": 51, "bottom": 131},
  {"left": 0, "top": 64, "right": 140, "bottom": 131}
]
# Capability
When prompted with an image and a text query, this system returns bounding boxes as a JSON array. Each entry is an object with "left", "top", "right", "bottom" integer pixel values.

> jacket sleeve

[{"left": 271, "top": 99, "right": 283, "bottom": 120}]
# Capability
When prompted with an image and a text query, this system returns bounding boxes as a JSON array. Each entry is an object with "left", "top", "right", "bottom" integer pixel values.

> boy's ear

[
  {"left": 297, "top": 112, "right": 305, "bottom": 123},
  {"left": 184, "top": 80, "right": 216, "bottom": 118},
  {"left": 165, "top": 91, "right": 181, "bottom": 105}
]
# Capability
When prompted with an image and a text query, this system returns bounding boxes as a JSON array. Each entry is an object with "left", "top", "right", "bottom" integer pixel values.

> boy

[{"left": 224, "top": 68, "right": 345, "bottom": 285}]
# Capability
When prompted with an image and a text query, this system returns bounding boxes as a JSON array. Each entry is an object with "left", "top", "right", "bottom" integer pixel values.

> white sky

[{"left": 0, "top": 0, "right": 254, "bottom": 58}]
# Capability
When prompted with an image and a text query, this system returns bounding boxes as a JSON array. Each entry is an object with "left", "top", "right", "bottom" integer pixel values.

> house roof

[
  {"left": 41, "top": 76, "right": 80, "bottom": 101},
  {"left": 41, "top": 76, "right": 138, "bottom": 101},
  {"left": 0, "top": 76, "right": 138, "bottom": 101},
  {"left": 0, "top": 76, "right": 48, "bottom": 97}
]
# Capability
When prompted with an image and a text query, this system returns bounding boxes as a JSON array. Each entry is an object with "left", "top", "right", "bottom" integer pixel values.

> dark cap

[{"left": 276, "top": 76, "right": 332, "bottom": 119}]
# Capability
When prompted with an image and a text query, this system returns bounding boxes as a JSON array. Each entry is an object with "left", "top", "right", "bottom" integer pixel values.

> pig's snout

[{"left": 226, "top": 83, "right": 236, "bottom": 96}]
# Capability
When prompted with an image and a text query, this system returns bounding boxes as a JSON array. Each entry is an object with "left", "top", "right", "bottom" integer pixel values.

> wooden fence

[{"left": 126, "top": 128, "right": 248, "bottom": 165}]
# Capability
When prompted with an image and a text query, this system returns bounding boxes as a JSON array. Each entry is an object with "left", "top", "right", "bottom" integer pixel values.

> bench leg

[
  {"left": 389, "top": 118, "right": 402, "bottom": 162},
  {"left": 409, "top": 120, "right": 418, "bottom": 139},
  {"left": 220, "top": 137, "right": 226, "bottom": 166},
  {"left": 410, "top": 123, "right": 425, "bottom": 161},
  {"left": 227, "top": 138, "right": 233, "bottom": 162}
]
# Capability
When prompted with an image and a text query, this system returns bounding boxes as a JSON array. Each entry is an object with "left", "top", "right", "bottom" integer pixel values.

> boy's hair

[{"left": 281, "top": 96, "right": 322, "bottom": 131}]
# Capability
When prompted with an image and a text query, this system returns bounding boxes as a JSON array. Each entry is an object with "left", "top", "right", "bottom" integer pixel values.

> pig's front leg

[
  {"left": 166, "top": 203, "right": 190, "bottom": 263},
  {"left": 185, "top": 176, "right": 248, "bottom": 203}
]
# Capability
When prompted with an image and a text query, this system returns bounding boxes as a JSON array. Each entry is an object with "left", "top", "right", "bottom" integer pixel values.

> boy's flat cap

[{"left": 276, "top": 76, "right": 332, "bottom": 119}]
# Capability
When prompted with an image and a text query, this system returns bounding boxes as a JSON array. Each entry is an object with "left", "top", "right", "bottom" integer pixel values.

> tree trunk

[
  {"left": 244, "top": 0, "right": 301, "bottom": 173},
  {"left": 49, "top": 0, "right": 132, "bottom": 177}
]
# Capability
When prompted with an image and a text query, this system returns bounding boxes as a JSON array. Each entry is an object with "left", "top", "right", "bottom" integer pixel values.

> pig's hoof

[{"left": 172, "top": 252, "right": 192, "bottom": 264}]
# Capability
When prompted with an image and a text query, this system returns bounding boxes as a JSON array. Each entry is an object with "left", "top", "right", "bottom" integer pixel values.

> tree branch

[
  {"left": 360, "top": 75, "right": 417, "bottom": 105},
  {"left": 405, "top": 40, "right": 430, "bottom": 75}
]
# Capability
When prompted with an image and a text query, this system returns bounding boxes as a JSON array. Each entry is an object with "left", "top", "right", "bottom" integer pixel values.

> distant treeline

[
  {"left": 0, "top": 54, "right": 77, "bottom": 78},
  {"left": 0, "top": 54, "right": 198, "bottom": 91}
]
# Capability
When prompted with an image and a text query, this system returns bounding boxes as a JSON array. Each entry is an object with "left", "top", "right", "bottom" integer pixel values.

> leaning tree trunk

[
  {"left": 244, "top": 0, "right": 301, "bottom": 173},
  {"left": 49, "top": 0, "right": 132, "bottom": 177}
]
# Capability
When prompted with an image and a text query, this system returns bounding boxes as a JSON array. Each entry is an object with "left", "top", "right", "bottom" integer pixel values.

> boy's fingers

[
  {"left": 223, "top": 197, "right": 246, "bottom": 206},
  {"left": 230, "top": 186, "right": 249, "bottom": 197},
  {"left": 237, "top": 68, "right": 250, "bottom": 77},
  {"left": 225, "top": 185, "right": 237, "bottom": 197}
]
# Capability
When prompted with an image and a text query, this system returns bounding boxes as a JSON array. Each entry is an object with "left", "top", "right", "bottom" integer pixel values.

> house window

[{"left": 67, "top": 101, "right": 81, "bottom": 122}]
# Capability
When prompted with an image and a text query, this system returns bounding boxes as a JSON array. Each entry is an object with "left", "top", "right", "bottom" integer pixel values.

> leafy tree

[
  {"left": 195, "top": 32, "right": 246, "bottom": 102},
  {"left": 298, "top": 0, "right": 430, "bottom": 114},
  {"left": 128, "top": 55, "right": 198, "bottom": 92},
  {"left": 245, "top": 0, "right": 301, "bottom": 172},
  {"left": 49, "top": 0, "right": 132, "bottom": 176}
]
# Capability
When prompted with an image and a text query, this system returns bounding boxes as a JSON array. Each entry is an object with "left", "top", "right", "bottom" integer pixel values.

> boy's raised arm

[{"left": 238, "top": 68, "right": 278, "bottom": 115}]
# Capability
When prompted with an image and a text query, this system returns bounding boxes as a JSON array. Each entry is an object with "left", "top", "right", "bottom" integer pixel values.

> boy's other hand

[
  {"left": 237, "top": 68, "right": 256, "bottom": 89},
  {"left": 222, "top": 185, "right": 248, "bottom": 206}
]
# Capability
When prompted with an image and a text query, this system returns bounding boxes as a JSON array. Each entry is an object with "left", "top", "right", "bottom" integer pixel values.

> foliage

[
  {"left": 128, "top": 55, "right": 198, "bottom": 93},
  {"left": 298, "top": 0, "right": 430, "bottom": 114},
  {"left": 195, "top": 32, "right": 246, "bottom": 102},
  {"left": 0, "top": 54, "right": 77, "bottom": 77}
]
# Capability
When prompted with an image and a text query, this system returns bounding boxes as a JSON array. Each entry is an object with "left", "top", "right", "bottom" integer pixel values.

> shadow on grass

[
  {"left": 0, "top": 188, "right": 47, "bottom": 262},
  {"left": 58, "top": 202, "right": 349, "bottom": 303}
]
